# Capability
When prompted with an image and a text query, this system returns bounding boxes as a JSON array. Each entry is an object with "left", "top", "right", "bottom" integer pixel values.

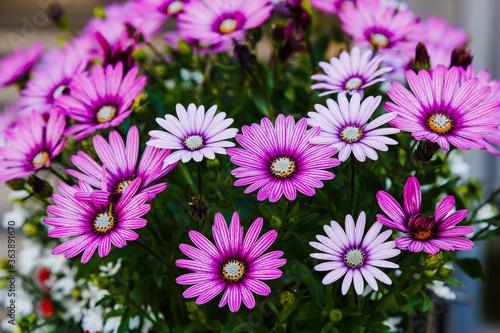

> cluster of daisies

[{"left": 0, "top": 0, "right": 495, "bottom": 313}]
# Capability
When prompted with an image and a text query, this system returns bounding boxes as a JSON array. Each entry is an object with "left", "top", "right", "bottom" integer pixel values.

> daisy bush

[{"left": 0, "top": 0, "right": 499, "bottom": 332}]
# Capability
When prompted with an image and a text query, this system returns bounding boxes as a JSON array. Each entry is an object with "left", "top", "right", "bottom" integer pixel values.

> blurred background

[{"left": 0, "top": 0, "right": 499, "bottom": 332}]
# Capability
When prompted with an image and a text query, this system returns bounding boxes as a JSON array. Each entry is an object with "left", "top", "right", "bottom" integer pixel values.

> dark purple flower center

[
  {"left": 222, "top": 259, "right": 245, "bottom": 283},
  {"left": 213, "top": 12, "right": 246, "bottom": 34},
  {"left": 426, "top": 113, "right": 452, "bottom": 135},
  {"left": 93, "top": 212, "right": 115, "bottom": 234},
  {"left": 343, "top": 247, "right": 366, "bottom": 268},
  {"left": 340, "top": 125, "right": 363, "bottom": 143},
  {"left": 408, "top": 213, "right": 435, "bottom": 241},
  {"left": 96, "top": 105, "right": 117, "bottom": 123},
  {"left": 32, "top": 151, "right": 49, "bottom": 167},
  {"left": 270, "top": 157, "right": 296, "bottom": 179}
]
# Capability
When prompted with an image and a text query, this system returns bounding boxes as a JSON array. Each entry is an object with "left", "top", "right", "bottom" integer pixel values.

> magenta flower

[
  {"left": 45, "top": 178, "right": 150, "bottom": 263},
  {"left": 19, "top": 42, "right": 90, "bottom": 115},
  {"left": 68, "top": 126, "right": 176, "bottom": 202},
  {"left": 338, "top": 0, "right": 419, "bottom": 56},
  {"left": 133, "top": 0, "right": 190, "bottom": 20},
  {"left": 0, "top": 110, "right": 66, "bottom": 183},
  {"left": 148, "top": 103, "right": 238, "bottom": 166},
  {"left": 228, "top": 114, "right": 340, "bottom": 202},
  {"left": 56, "top": 62, "right": 146, "bottom": 140},
  {"left": 386, "top": 65, "right": 500, "bottom": 151},
  {"left": 310, "top": 0, "right": 356, "bottom": 14},
  {"left": 311, "top": 46, "right": 392, "bottom": 97},
  {"left": 176, "top": 212, "right": 286, "bottom": 312},
  {"left": 376, "top": 176, "right": 474, "bottom": 254},
  {"left": 308, "top": 93, "right": 399, "bottom": 162},
  {"left": 310, "top": 212, "right": 400, "bottom": 295},
  {"left": 0, "top": 41, "right": 43, "bottom": 89},
  {"left": 177, "top": 0, "right": 273, "bottom": 44},
  {"left": 0, "top": 103, "right": 20, "bottom": 146}
]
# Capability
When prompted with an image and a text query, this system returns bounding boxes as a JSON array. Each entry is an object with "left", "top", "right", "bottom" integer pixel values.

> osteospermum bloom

[
  {"left": 376, "top": 176, "right": 474, "bottom": 254},
  {"left": 0, "top": 110, "right": 66, "bottom": 182},
  {"left": 338, "top": 0, "right": 419, "bottom": 56},
  {"left": 177, "top": 0, "right": 273, "bottom": 44},
  {"left": 310, "top": 0, "right": 356, "bottom": 14},
  {"left": 311, "top": 46, "right": 392, "bottom": 97},
  {"left": 386, "top": 65, "right": 500, "bottom": 151},
  {"left": 0, "top": 103, "right": 20, "bottom": 146},
  {"left": 310, "top": 212, "right": 400, "bottom": 295},
  {"left": 0, "top": 41, "right": 43, "bottom": 89},
  {"left": 133, "top": 0, "right": 190, "bottom": 20},
  {"left": 308, "top": 93, "right": 399, "bottom": 162},
  {"left": 68, "top": 126, "right": 177, "bottom": 202},
  {"left": 45, "top": 179, "right": 150, "bottom": 263},
  {"left": 228, "top": 115, "right": 340, "bottom": 202},
  {"left": 148, "top": 103, "right": 237, "bottom": 166},
  {"left": 176, "top": 212, "right": 286, "bottom": 312},
  {"left": 56, "top": 62, "right": 146, "bottom": 140}
]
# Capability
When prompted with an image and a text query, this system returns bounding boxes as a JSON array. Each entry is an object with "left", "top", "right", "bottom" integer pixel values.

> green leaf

[
  {"left": 321, "top": 322, "right": 333, "bottom": 333},
  {"left": 130, "top": 276, "right": 154, "bottom": 301},
  {"left": 442, "top": 277, "right": 463, "bottom": 287},
  {"left": 347, "top": 290, "right": 356, "bottom": 309},
  {"left": 154, "top": 265, "right": 163, "bottom": 287},
  {"left": 419, "top": 290, "right": 432, "bottom": 312},
  {"left": 395, "top": 293, "right": 409, "bottom": 309},
  {"left": 455, "top": 258, "right": 486, "bottom": 281}
]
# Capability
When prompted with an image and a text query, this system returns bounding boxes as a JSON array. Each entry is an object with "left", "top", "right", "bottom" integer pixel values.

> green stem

[
  {"left": 349, "top": 157, "right": 356, "bottom": 213},
  {"left": 247, "top": 68, "right": 275, "bottom": 119},
  {"left": 139, "top": 63, "right": 169, "bottom": 92},
  {"left": 304, "top": 34, "right": 318, "bottom": 72},
  {"left": 414, "top": 165, "right": 422, "bottom": 178},
  {"left": 197, "top": 162, "right": 203, "bottom": 196},
  {"left": 469, "top": 187, "right": 500, "bottom": 223},
  {"left": 133, "top": 240, "right": 169, "bottom": 267},
  {"left": 48, "top": 166, "right": 71, "bottom": 185},
  {"left": 147, "top": 42, "right": 163, "bottom": 59}
]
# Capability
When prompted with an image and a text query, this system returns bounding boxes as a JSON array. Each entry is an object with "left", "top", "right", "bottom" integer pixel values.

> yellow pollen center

[
  {"left": 166, "top": 1, "right": 183, "bottom": 14},
  {"left": 270, "top": 157, "right": 296, "bottom": 179},
  {"left": 427, "top": 114, "right": 452, "bottom": 134},
  {"left": 340, "top": 125, "right": 363, "bottom": 143},
  {"left": 96, "top": 105, "right": 117, "bottom": 123},
  {"left": 219, "top": 18, "right": 237, "bottom": 34},
  {"left": 222, "top": 260, "right": 245, "bottom": 283},
  {"left": 116, "top": 179, "right": 132, "bottom": 193},
  {"left": 414, "top": 230, "right": 433, "bottom": 241},
  {"left": 345, "top": 77, "right": 363, "bottom": 90},
  {"left": 93, "top": 212, "right": 115, "bottom": 233},
  {"left": 32, "top": 151, "right": 49, "bottom": 167},
  {"left": 370, "top": 33, "right": 389, "bottom": 48}
]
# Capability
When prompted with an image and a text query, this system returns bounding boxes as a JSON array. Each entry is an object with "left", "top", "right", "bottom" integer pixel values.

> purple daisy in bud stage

[
  {"left": 308, "top": 93, "right": 399, "bottom": 162},
  {"left": 338, "top": 0, "right": 420, "bottom": 57},
  {"left": 0, "top": 41, "right": 43, "bottom": 89},
  {"left": 311, "top": 46, "right": 392, "bottom": 97},
  {"left": 310, "top": 0, "right": 356, "bottom": 14},
  {"left": 147, "top": 103, "right": 238, "bottom": 167},
  {"left": 0, "top": 109, "right": 66, "bottom": 182},
  {"left": 176, "top": 211, "right": 286, "bottom": 312},
  {"left": 177, "top": 0, "right": 273, "bottom": 44},
  {"left": 44, "top": 178, "right": 150, "bottom": 263},
  {"left": 56, "top": 62, "right": 146, "bottom": 140},
  {"left": 386, "top": 65, "right": 500, "bottom": 151},
  {"left": 376, "top": 176, "right": 474, "bottom": 254},
  {"left": 227, "top": 114, "right": 340, "bottom": 202},
  {"left": 68, "top": 126, "right": 177, "bottom": 202},
  {"left": 310, "top": 212, "right": 400, "bottom": 295},
  {"left": 19, "top": 42, "right": 90, "bottom": 115}
]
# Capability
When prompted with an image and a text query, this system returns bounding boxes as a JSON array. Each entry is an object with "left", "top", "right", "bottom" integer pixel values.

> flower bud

[
  {"left": 26, "top": 174, "right": 53, "bottom": 198},
  {"left": 414, "top": 140, "right": 439, "bottom": 163},
  {"left": 271, "top": 23, "right": 286, "bottom": 49},
  {"left": 206, "top": 158, "right": 220, "bottom": 171},
  {"left": 280, "top": 291, "right": 295, "bottom": 307},
  {"left": 414, "top": 43, "right": 431, "bottom": 72},
  {"left": 270, "top": 216, "right": 282, "bottom": 230},
  {"left": 189, "top": 195, "right": 208, "bottom": 220},
  {"left": 6, "top": 178, "right": 25, "bottom": 191},
  {"left": 451, "top": 46, "right": 473, "bottom": 69},
  {"left": 23, "top": 223, "right": 38, "bottom": 235},
  {"left": 424, "top": 252, "right": 444, "bottom": 270},
  {"left": 329, "top": 309, "right": 343, "bottom": 323}
]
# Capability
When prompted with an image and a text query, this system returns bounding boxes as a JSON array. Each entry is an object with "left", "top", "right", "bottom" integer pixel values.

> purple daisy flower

[
  {"left": 308, "top": 93, "right": 399, "bottom": 162},
  {"left": 177, "top": 0, "right": 273, "bottom": 44},
  {"left": 0, "top": 103, "right": 21, "bottom": 146},
  {"left": 338, "top": 0, "right": 419, "bottom": 56},
  {"left": 0, "top": 41, "right": 43, "bottom": 89},
  {"left": 147, "top": 103, "right": 238, "bottom": 166},
  {"left": 19, "top": 42, "right": 90, "bottom": 115},
  {"left": 311, "top": 46, "right": 392, "bottom": 97},
  {"left": 176, "top": 211, "right": 286, "bottom": 312},
  {"left": 68, "top": 126, "right": 177, "bottom": 202},
  {"left": 56, "top": 62, "right": 146, "bottom": 140},
  {"left": 386, "top": 65, "right": 500, "bottom": 151},
  {"left": 133, "top": 0, "right": 190, "bottom": 20},
  {"left": 44, "top": 178, "right": 150, "bottom": 263},
  {"left": 227, "top": 114, "right": 340, "bottom": 202},
  {"left": 310, "top": 212, "right": 400, "bottom": 295},
  {"left": 310, "top": 0, "right": 356, "bottom": 14},
  {"left": 0, "top": 109, "right": 66, "bottom": 182},
  {"left": 376, "top": 176, "right": 474, "bottom": 254}
]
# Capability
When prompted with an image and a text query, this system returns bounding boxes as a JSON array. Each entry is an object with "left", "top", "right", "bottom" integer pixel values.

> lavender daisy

[
  {"left": 376, "top": 176, "right": 474, "bottom": 254},
  {"left": 311, "top": 46, "right": 392, "bottom": 97},
  {"left": 177, "top": 0, "right": 273, "bottom": 44},
  {"left": 0, "top": 41, "right": 43, "bottom": 89},
  {"left": 176, "top": 211, "right": 286, "bottom": 312},
  {"left": 0, "top": 110, "right": 66, "bottom": 183},
  {"left": 44, "top": 178, "right": 150, "bottom": 263},
  {"left": 148, "top": 103, "right": 238, "bottom": 167},
  {"left": 68, "top": 126, "right": 177, "bottom": 202},
  {"left": 228, "top": 114, "right": 340, "bottom": 202},
  {"left": 56, "top": 62, "right": 146, "bottom": 140},
  {"left": 310, "top": 0, "right": 356, "bottom": 14},
  {"left": 386, "top": 65, "right": 500, "bottom": 151},
  {"left": 0, "top": 103, "right": 20, "bottom": 146},
  {"left": 310, "top": 212, "right": 400, "bottom": 295},
  {"left": 133, "top": 0, "right": 190, "bottom": 20},
  {"left": 308, "top": 93, "right": 399, "bottom": 162}
]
